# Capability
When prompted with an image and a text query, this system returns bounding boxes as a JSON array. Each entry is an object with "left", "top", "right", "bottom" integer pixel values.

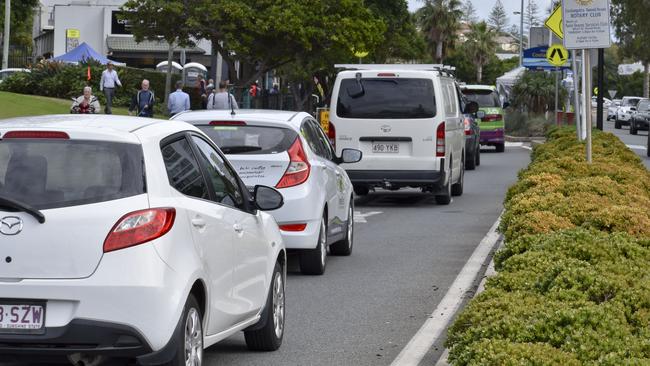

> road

[{"left": 601, "top": 116, "right": 650, "bottom": 169}]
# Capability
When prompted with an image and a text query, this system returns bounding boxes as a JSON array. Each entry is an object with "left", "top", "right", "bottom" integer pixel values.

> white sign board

[{"left": 562, "top": 0, "right": 611, "bottom": 49}]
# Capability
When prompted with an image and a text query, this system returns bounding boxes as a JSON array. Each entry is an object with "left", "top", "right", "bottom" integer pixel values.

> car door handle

[
  {"left": 191, "top": 218, "right": 206, "bottom": 228},
  {"left": 233, "top": 224, "right": 244, "bottom": 234}
]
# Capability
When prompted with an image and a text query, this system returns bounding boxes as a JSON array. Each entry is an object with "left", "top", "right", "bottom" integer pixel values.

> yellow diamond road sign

[
  {"left": 545, "top": 6, "right": 563, "bottom": 40},
  {"left": 546, "top": 44, "right": 569, "bottom": 67}
]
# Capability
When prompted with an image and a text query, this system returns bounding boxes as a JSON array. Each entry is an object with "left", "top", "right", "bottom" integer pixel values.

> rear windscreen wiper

[{"left": 0, "top": 195, "right": 46, "bottom": 224}]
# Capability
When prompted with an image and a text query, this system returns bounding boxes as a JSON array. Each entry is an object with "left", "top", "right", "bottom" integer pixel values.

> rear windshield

[
  {"left": 197, "top": 125, "right": 298, "bottom": 154},
  {"left": 0, "top": 139, "right": 145, "bottom": 210},
  {"left": 638, "top": 100, "right": 650, "bottom": 111},
  {"left": 462, "top": 89, "right": 500, "bottom": 108},
  {"left": 336, "top": 78, "right": 436, "bottom": 119},
  {"left": 623, "top": 98, "right": 641, "bottom": 106}
]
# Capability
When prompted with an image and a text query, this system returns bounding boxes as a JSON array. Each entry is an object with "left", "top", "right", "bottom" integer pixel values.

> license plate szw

[{"left": 0, "top": 304, "right": 45, "bottom": 331}]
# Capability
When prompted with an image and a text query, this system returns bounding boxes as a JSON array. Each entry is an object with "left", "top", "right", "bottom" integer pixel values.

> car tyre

[
  {"left": 476, "top": 147, "right": 481, "bottom": 166},
  {"left": 451, "top": 158, "right": 464, "bottom": 197},
  {"left": 630, "top": 120, "right": 638, "bottom": 135},
  {"left": 615, "top": 119, "right": 622, "bottom": 129},
  {"left": 299, "top": 215, "right": 327, "bottom": 275},
  {"left": 647, "top": 132, "right": 650, "bottom": 157},
  {"left": 353, "top": 185, "right": 369, "bottom": 196},
  {"left": 244, "top": 262, "right": 285, "bottom": 351},
  {"left": 435, "top": 162, "right": 452, "bottom": 205},
  {"left": 166, "top": 295, "right": 203, "bottom": 366},
  {"left": 495, "top": 143, "right": 505, "bottom": 153},
  {"left": 330, "top": 201, "right": 354, "bottom": 256},
  {"left": 465, "top": 149, "right": 476, "bottom": 170}
]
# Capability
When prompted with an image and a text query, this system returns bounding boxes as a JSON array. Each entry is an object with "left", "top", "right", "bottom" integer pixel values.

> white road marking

[
  {"left": 505, "top": 141, "right": 532, "bottom": 150},
  {"left": 390, "top": 215, "right": 503, "bottom": 366},
  {"left": 627, "top": 144, "right": 647, "bottom": 151},
  {"left": 354, "top": 211, "right": 382, "bottom": 223}
]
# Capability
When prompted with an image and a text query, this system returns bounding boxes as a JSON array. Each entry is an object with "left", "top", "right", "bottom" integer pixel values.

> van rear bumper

[{"left": 347, "top": 169, "right": 445, "bottom": 189}]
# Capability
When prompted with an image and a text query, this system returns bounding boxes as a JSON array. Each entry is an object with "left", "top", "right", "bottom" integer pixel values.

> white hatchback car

[
  {"left": 0, "top": 115, "right": 287, "bottom": 366},
  {"left": 172, "top": 110, "right": 362, "bottom": 275}
]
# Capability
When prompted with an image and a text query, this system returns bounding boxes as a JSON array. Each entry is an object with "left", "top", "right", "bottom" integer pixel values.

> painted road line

[
  {"left": 354, "top": 211, "right": 382, "bottom": 223},
  {"left": 627, "top": 144, "right": 647, "bottom": 151},
  {"left": 506, "top": 142, "right": 533, "bottom": 150},
  {"left": 390, "top": 215, "right": 502, "bottom": 366}
]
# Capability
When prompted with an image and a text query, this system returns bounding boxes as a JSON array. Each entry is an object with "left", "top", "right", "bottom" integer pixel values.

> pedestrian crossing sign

[{"left": 546, "top": 44, "right": 569, "bottom": 67}]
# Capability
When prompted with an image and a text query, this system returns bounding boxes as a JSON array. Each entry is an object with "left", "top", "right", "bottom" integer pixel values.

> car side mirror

[
  {"left": 476, "top": 110, "right": 486, "bottom": 119},
  {"left": 503, "top": 101, "right": 510, "bottom": 109},
  {"left": 337, "top": 148, "right": 362, "bottom": 164},
  {"left": 464, "top": 101, "right": 479, "bottom": 114},
  {"left": 253, "top": 185, "right": 284, "bottom": 211},
  {"left": 631, "top": 107, "right": 637, "bottom": 111}
]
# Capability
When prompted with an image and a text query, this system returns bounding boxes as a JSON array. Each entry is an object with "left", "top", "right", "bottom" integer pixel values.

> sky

[{"left": 407, "top": 0, "right": 556, "bottom": 27}]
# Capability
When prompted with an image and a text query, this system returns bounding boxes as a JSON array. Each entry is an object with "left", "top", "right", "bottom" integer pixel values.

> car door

[
  {"left": 190, "top": 135, "right": 270, "bottom": 319},
  {"left": 160, "top": 135, "right": 239, "bottom": 334},
  {"left": 301, "top": 119, "right": 340, "bottom": 235},
  {"left": 440, "top": 79, "right": 462, "bottom": 181}
]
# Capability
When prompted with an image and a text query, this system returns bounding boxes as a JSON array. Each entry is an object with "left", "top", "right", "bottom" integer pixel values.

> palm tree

[
  {"left": 464, "top": 21, "right": 497, "bottom": 83},
  {"left": 416, "top": 0, "right": 463, "bottom": 64}
]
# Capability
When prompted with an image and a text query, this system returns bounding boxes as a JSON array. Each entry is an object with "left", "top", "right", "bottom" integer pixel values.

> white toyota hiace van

[{"left": 328, "top": 64, "right": 474, "bottom": 205}]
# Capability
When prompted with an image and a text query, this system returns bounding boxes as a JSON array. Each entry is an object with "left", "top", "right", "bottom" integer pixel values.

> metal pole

[
  {"left": 2, "top": 0, "right": 10, "bottom": 70},
  {"left": 555, "top": 68, "right": 560, "bottom": 125},
  {"left": 519, "top": 0, "right": 524, "bottom": 66},
  {"left": 584, "top": 51, "right": 592, "bottom": 163},
  {"left": 572, "top": 50, "right": 581, "bottom": 140},
  {"left": 596, "top": 48, "right": 604, "bottom": 130}
]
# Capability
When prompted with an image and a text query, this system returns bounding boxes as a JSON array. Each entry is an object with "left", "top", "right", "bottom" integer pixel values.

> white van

[{"left": 328, "top": 64, "right": 474, "bottom": 204}]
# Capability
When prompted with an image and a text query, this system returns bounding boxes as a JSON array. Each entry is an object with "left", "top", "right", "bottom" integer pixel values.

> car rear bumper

[
  {"left": 479, "top": 129, "right": 504, "bottom": 144},
  {"left": 634, "top": 119, "right": 649, "bottom": 129},
  {"left": 347, "top": 168, "right": 445, "bottom": 189},
  {"left": 618, "top": 114, "right": 632, "bottom": 122}
]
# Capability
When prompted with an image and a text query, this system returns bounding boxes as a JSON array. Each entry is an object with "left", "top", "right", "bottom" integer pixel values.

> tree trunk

[
  {"left": 644, "top": 61, "right": 649, "bottom": 99},
  {"left": 164, "top": 43, "right": 174, "bottom": 112},
  {"left": 435, "top": 41, "right": 444, "bottom": 64},
  {"left": 477, "top": 64, "right": 483, "bottom": 83}
]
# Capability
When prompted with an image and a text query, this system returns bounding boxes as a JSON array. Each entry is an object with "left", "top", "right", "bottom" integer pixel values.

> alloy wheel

[
  {"left": 185, "top": 308, "right": 203, "bottom": 366},
  {"left": 273, "top": 272, "right": 285, "bottom": 339}
]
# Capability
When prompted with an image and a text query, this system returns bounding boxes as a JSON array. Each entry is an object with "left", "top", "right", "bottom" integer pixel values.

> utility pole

[
  {"left": 519, "top": 0, "right": 524, "bottom": 66},
  {"left": 2, "top": 0, "right": 10, "bottom": 70}
]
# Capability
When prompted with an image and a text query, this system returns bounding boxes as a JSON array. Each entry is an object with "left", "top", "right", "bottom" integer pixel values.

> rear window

[
  {"left": 462, "top": 89, "right": 500, "bottom": 108},
  {"left": 197, "top": 125, "right": 298, "bottom": 155},
  {"left": 336, "top": 78, "right": 436, "bottom": 119},
  {"left": 0, "top": 139, "right": 145, "bottom": 210},
  {"left": 638, "top": 101, "right": 650, "bottom": 111},
  {"left": 623, "top": 98, "right": 641, "bottom": 106}
]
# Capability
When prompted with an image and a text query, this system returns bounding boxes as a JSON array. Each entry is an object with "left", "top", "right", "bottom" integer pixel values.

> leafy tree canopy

[
  {"left": 0, "top": 0, "right": 40, "bottom": 47},
  {"left": 488, "top": 0, "right": 509, "bottom": 33}
]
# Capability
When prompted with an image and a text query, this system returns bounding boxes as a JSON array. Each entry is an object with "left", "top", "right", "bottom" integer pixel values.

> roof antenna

[{"left": 228, "top": 82, "right": 236, "bottom": 116}]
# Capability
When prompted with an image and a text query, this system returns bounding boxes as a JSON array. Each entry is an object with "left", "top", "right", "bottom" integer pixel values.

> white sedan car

[
  {"left": 172, "top": 110, "right": 362, "bottom": 275},
  {"left": 0, "top": 115, "right": 286, "bottom": 366}
]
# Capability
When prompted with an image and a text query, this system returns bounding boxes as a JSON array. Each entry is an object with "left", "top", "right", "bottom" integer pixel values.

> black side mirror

[
  {"left": 253, "top": 185, "right": 284, "bottom": 211},
  {"left": 464, "top": 101, "right": 479, "bottom": 114},
  {"left": 631, "top": 107, "right": 637, "bottom": 111},
  {"left": 336, "top": 148, "right": 362, "bottom": 164}
]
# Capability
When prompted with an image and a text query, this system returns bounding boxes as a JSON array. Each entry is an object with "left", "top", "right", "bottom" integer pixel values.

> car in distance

[
  {"left": 0, "top": 68, "right": 30, "bottom": 83},
  {"left": 630, "top": 99, "right": 650, "bottom": 135},
  {"left": 172, "top": 110, "right": 362, "bottom": 275},
  {"left": 0, "top": 115, "right": 287, "bottom": 366},
  {"left": 607, "top": 99, "right": 621, "bottom": 121},
  {"left": 461, "top": 85, "right": 506, "bottom": 153},
  {"left": 329, "top": 64, "right": 467, "bottom": 205},
  {"left": 463, "top": 102, "right": 482, "bottom": 170},
  {"left": 615, "top": 96, "right": 644, "bottom": 129}
]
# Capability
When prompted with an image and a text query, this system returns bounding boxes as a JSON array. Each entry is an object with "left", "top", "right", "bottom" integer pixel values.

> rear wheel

[
  {"left": 166, "top": 295, "right": 203, "bottom": 366},
  {"left": 299, "top": 216, "right": 327, "bottom": 275},
  {"left": 495, "top": 143, "right": 505, "bottom": 153},
  {"left": 353, "top": 185, "right": 369, "bottom": 196},
  {"left": 630, "top": 120, "right": 638, "bottom": 135},
  {"left": 615, "top": 119, "right": 622, "bottom": 129},
  {"left": 465, "top": 148, "right": 476, "bottom": 170},
  {"left": 647, "top": 132, "right": 650, "bottom": 157},
  {"left": 330, "top": 202, "right": 354, "bottom": 256},
  {"left": 244, "top": 262, "right": 284, "bottom": 351},
  {"left": 476, "top": 147, "right": 481, "bottom": 166},
  {"left": 451, "top": 158, "right": 464, "bottom": 196},
  {"left": 435, "top": 161, "right": 452, "bottom": 205}
]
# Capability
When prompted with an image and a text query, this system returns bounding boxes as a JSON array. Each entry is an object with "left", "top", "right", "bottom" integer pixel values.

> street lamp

[
  {"left": 514, "top": 3, "right": 524, "bottom": 66},
  {"left": 2, "top": 0, "right": 10, "bottom": 70}
]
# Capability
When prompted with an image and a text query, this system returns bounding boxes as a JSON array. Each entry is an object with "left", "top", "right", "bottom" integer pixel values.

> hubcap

[
  {"left": 320, "top": 219, "right": 327, "bottom": 266},
  {"left": 272, "top": 272, "right": 285, "bottom": 338},
  {"left": 185, "top": 308, "right": 203, "bottom": 366}
]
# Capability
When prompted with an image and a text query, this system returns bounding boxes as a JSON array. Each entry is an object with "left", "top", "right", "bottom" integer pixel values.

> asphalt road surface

[
  {"left": 2, "top": 145, "right": 532, "bottom": 366},
  {"left": 601, "top": 116, "right": 650, "bottom": 169}
]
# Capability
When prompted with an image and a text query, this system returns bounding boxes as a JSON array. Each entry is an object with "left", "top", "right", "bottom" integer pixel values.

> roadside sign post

[
  {"left": 596, "top": 49, "right": 605, "bottom": 130},
  {"left": 572, "top": 50, "right": 582, "bottom": 140},
  {"left": 546, "top": 44, "right": 569, "bottom": 126},
  {"left": 562, "top": 0, "right": 612, "bottom": 163}
]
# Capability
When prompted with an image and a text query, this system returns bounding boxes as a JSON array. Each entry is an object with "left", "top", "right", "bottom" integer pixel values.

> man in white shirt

[
  {"left": 100, "top": 61, "right": 122, "bottom": 114},
  {"left": 167, "top": 81, "right": 191, "bottom": 116},
  {"left": 208, "top": 81, "right": 239, "bottom": 110}
]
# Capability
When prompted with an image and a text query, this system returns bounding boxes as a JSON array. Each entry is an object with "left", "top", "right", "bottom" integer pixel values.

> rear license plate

[
  {"left": 0, "top": 304, "right": 45, "bottom": 332},
  {"left": 372, "top": 143, "right": 399, "bottom": 153}
]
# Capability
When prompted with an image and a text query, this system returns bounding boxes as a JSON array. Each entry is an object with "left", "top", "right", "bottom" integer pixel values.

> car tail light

[
  {"left": 328, "top": 122, "right": 336, "bottom": 151},
  {"left": 481, "top": 114, "right": 503, "bottom": 122},
  {"left": 279, "top": 223, "right": 307, "bottom": 232},
  {"left": 276, "top": 137, "right": 311, "bottom": 188},
  {"left": 103, "top": 208, "right": 176, "bottom": 253},
  {"left": 377, "top": 73, "right": 396, "bottom": 77},
  {"left": 436, "top": 123, "right": 445, "bottom": 157},
  {"left": 209, "top": 121, "right": 246, "bottom": 126},
  {"left": 464, "top": 118, "right": 472, "bottom": 136},
  {"left": 3, "top": 131, "right": 70, "bottom": 139}
]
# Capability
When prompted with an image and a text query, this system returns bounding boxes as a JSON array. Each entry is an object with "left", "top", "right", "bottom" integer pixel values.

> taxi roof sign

[{"left": 545, "top": 6, "right": 563, "bottom": 40}]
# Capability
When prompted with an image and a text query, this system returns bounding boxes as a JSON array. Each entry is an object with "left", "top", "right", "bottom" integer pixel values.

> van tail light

[
  {"left": 3, "top": 131, "right": 70, "bottom": 139},
  {"left": 464, "top": 118, "right": 472, "bottom": 136},
  {"left": 436, "top": 123, "right": 445, "bottom": 157},
  {"left": 103, "top": 208, "right": 176, "bottom": 253},
  {"left": 276, "top": 137, "right": 311, "bottom": 188},
  {"left": 481, "top": 114, "right": 503, "bottom": 122},
  {"left": 279, "top": 223, "right": 307, "bottom": 232},
  {"left": 328, "top": 122, "right": 336, "bottom": 151}
]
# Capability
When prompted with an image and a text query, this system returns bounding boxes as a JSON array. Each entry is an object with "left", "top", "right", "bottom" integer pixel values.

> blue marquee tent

[{"left": 52, "top": 42, "right": 123, "bottom": 65}]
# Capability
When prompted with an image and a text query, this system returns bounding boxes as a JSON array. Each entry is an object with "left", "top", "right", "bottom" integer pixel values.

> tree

[
  {"left": 0, "top": 0, "right": 39, "bottom": 48},
  {"left": 511, "top": 70, "right": 565, "bottom": 114},
  {"left": 611, "top": 0, "right": 650, "bottom": 97},
  {"left": 416, "top": 0, "right": 463, "bottom": 64},
  {"left": 464, "top": 22, "right": 497, "bottom": 82},
  {"left": 488, "top": 0, "right": 508, "bottom": 34},
  {"left": 524, "top": 0, "right": 540, "bottom": 34},
  {"left": 366, "top": 0, "right": 426, "bottom": 62},
  {"left": 121, "top": 1, "right": 193, "bottom": 107},
  {"left": 461, "top": 0, "right": 478, "bottom": 24}
]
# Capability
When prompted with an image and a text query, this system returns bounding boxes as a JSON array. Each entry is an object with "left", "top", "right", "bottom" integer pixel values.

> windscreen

[
  {"left": 462, "top": 89, "right": 500, "bottom": 108},
  {"left": 0, "top": 139, "right": 145, "bottom": 210},
  {"left": 336, "top": 78, "right": 436, "bottom": 119},
  {"left": 197, "top": 125, "right": 298, "bottom": 154},
  {"left": 638, "top": 101, "right": 650, "bottom": 111}
]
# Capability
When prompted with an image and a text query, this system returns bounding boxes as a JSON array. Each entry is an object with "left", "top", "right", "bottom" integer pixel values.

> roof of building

[{"left": 106, "top": 36, "right": 205, "bottom": 54}]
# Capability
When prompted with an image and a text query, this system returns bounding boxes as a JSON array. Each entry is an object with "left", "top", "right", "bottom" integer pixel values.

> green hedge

[
  {"left": 446, "top": 128, "right": 650, "bottom": 365},
  {"left": 0, "top": 61, "right": 183, "bottom": 115}
]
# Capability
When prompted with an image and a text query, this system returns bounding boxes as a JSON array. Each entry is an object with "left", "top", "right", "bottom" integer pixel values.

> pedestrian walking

[
  {"left": 71, "top": 86, "right": 101, "bottom": 114},
  {"left": 100, "top": 61, "right": 121, "bottom": 114},
  {"left": 168, "top": 81, "right": 190, "bottom": 116},
  {"left": 207, "top": 81, "right": 238, "bottom": 110},
  {"left": 129, "top": 79, "right": 155, "bottom": 118},
  {"left": 197, "top": 75, "right": 207, "bottom": 109}
]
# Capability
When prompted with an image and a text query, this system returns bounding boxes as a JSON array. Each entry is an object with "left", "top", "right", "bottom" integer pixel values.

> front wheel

[
  {"left": 167, "top": 295, "right": 203, "bottom": 366},
  {"left": 615, "top": 119, "right": 622, "bottom": 129},
  {"left": 330, "top": 202, "right": 354, "bottom": 256},
  {"left": 245, "top": 262, "right": 285, "bottom": 351},
  {"left": 299, "top": 216, "right": 328, "bottom": 275},
  {"left": 630, "top": 121, "right": 638, "bottom": 135},
  {"left": 495, "top": 143, "right": 505, "bottom": 153}
]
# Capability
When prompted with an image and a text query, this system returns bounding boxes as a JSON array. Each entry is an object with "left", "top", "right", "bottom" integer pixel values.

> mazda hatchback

[{"left": 0, "top": 115, "right": 287, "bottom": 366}]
